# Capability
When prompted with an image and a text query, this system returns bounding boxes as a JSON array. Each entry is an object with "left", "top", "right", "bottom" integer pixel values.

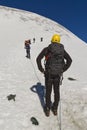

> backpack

[{"left": 45, "top": 43, "right": 64, "bottom": 76}]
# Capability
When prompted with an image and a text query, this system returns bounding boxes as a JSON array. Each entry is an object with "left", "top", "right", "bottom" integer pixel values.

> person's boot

[
  {"left": 28, "top": 54, "right": 30, "bottom": 59},
  {"left": 51, "top": 106, "right": 57, "bottom": 116},
  {"left": 44, "top": 107, "right": 50, "bottom": 117},
  {"left": 26, "top": 55, "right": 28, "bottom": 58}
]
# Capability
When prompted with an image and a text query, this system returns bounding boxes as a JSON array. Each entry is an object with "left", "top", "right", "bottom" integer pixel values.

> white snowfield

[{"left": 0, "top": 6, "right": 87, "bottom": 130}]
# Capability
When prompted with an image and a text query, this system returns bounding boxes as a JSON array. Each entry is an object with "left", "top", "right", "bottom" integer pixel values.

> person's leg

[
  {"left": 27, "top": 49, "right": 30, "bottom": 58},
  {"left": 26, "top": 49, "right": 28, "bottom": 57},
  {"left": 44, "top": 75, "right": 53, "bottom": 116},
  {"left": 52, "top": 76, "right": 60, "bottom": 115},
  {"left": 45, "top": 77, "right": 53, "bottom": 109}
]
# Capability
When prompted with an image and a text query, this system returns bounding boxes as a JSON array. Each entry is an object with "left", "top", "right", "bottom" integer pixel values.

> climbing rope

[
  {"left": 30, "top": 59, "right": 41, "bottom": 82},
  {"left": 59, "top": 92, "right": 62, "bottom": 130},
  {"left": 58, "top": 74, "right": 63, "bottom": 130}
]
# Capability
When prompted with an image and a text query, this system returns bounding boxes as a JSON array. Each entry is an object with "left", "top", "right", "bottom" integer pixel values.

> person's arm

[
  {"left": 36, "top": 48, "right": 47, "bottom": 73},
  {"left": 63, "top": 50, "right": 72, "bottom": 72}
]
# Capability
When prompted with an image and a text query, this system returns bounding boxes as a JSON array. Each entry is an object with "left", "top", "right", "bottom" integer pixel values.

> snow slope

[{"left": 0, "top": 6, "right": 87, "bottom": 130}]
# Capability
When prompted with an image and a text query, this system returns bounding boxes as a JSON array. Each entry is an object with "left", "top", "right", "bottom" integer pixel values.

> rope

[
  {"left": 58, "top": 74, "right": 63, "bottom": 130},
  {"left": 30, "top": 59, "right": 41, "bottom": 82},
  {"left": 59, "top": 93, "right": 62, "bottom": 130}
]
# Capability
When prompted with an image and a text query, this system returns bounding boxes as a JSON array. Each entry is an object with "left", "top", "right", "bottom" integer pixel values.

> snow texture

[{"left": 0, "top": 6, "right": 87, "bottom": 130}]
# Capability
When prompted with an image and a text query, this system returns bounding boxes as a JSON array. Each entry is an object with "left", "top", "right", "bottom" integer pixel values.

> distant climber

[
  {"left": 40, "top": 37, "right": 43, "bottom": 42},
  {"left": 24, "top": 39, "right": 31, "bottom": 59},
  {"left": 33, "top": 38, "right": 35, "bottom": 43}
]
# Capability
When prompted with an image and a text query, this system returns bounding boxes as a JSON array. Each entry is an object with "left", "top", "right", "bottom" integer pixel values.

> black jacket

[{"left": 36, "top": 46, "right": 72, "bottom": 73}]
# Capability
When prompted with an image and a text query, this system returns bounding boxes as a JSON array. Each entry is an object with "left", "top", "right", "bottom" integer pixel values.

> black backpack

[{"left": 45, "top": 43, "right": 64, "bottom": 76}]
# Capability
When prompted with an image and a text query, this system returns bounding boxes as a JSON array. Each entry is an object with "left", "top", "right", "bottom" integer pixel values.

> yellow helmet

[{"left": 51, "top": 34, "right": 61, "bottom": 43}]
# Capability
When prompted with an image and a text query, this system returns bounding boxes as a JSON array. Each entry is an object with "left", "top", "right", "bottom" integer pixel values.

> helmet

[{"left": 51, "top": 34, "right": 61, "bottom": 43}]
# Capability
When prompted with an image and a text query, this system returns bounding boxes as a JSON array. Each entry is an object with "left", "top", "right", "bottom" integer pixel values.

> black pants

[
  {"left": 26, "top": 49, "right": 30, "bottom": 58},
  {"left": 45, "top": 74, "right": 60, "bottom": 110}
]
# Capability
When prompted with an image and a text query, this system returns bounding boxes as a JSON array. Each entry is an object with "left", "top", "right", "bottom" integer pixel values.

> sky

[
  {"left": 0, "top": 7, "right": 87, "bottom": 129},
  {"left": 0, "top": 0, "right": 87, "bottom": 43}
]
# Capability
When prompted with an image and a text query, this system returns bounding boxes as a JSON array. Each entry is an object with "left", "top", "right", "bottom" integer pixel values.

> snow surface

[{"left": 0, "top": 6, "right": 87, "bottom": 130}]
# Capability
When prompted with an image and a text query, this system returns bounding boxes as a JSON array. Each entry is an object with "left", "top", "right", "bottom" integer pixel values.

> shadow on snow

[{"left": 30, "top": 82, "right": 46, "bottom": 109}]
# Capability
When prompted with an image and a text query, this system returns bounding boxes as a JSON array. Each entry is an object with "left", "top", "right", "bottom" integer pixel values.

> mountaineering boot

[
  {"left": 26, "top": 55, "right": 30, "bottom": 59},
  {"left": 44, "top": 107, "right": 50, "bottom": 117},
  {"left": 51, "top": 106, "right": 57, "bottom": 116}
]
